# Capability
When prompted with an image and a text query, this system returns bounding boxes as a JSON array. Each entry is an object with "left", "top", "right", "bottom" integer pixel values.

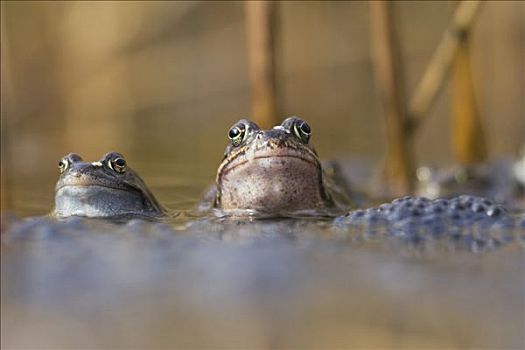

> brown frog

[{"left": 205, "top": 117, "right": 352, "bottom": 216}]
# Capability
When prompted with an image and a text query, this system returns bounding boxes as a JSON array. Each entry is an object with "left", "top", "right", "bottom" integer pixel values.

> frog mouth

[
  {"left": 55, "top": 184, "right": 150, "bottom": 210},
  {"left": 219, "top": 143, "right": 320, "bottom": 177},
  {"left": 57, "top": 183, "right": 130, "bottom": 191},
  {"left": 55, "top": 183, "right": 142, "bottom": 197},
  {"left": 56, "top": 177, "right": 139, "bottom": 193},
  {"left": 219, "top": 154, "right": 319, "bottom": 178}
]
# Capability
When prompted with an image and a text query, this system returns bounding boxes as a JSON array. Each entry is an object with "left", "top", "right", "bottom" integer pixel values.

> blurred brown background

[{"left": 1, "top": 1, "right": 524, "bottom": 215}]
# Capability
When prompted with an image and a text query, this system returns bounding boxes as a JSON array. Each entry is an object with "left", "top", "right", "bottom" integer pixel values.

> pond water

[{"left": 1, "top": 159, "right": 524, "bottom": 348}]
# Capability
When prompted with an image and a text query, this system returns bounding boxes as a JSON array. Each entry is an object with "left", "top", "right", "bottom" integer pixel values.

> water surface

[{"left": 2, "top": 212, "right": 524, "bottom": 349}]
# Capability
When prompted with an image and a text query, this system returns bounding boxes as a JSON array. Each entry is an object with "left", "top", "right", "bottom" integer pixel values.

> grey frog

[{"left": 53, "top": 152, "right": 165, "bottom": 218}]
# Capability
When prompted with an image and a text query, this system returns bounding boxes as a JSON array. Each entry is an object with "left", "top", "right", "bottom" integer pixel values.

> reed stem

[
  {"left": 245, "top": 1, "right": 279, "bottom": 128},
  {"left": 370, "top": 0, "right": 414, "bottom": 195},
  {"left": 407, "top": 1, "right": 483, "bottom": 133},
  {"left": 451, "top": 33, "right": 487, "bottom": 164}
]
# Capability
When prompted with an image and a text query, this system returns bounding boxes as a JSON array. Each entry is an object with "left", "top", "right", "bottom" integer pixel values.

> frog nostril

[{"left": 70, "top": 171, "right": 82, "bottom": 178}]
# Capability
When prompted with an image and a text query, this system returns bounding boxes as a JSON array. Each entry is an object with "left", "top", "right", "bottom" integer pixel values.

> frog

[
  {"left": 53, "top": 152, "right": 165, "bottom": 219},
  {"left": 202, "top": 117, "right": 353, "bottom": 216}
]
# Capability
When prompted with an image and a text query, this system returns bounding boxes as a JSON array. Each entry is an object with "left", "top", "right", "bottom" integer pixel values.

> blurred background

[{"left": 1, "top": 1, "right": 524, "bottom": 215}]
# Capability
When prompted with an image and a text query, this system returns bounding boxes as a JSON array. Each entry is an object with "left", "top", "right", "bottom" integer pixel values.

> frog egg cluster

[{"left": 335, "top": 195, "right": 515, "bottom": 238}]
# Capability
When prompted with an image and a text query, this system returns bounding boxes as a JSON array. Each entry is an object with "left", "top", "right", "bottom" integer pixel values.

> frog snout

[{"left": 69, "top": 164, "right": 93, "bottom": 177}]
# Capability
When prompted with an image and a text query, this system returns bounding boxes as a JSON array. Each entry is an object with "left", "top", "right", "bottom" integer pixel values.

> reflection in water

[{"left": 2, "top": 216, "right": 524, "bottom": 348}]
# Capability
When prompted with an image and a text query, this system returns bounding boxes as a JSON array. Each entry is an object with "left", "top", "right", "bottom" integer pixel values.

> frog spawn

[{"left": 334, "top": 195, "right": 520, "bottom": 250}]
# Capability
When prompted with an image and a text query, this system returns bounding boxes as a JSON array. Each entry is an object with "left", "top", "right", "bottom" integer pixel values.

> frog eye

[
  {"left": 108, "top": 157, "right": 127, "bottom": 173},
  {"left": 228, "top": 124, "right": 247, "bottom": 147},
  {"left": 293, "top": 120, "right": 311, "bottom": 143},
  {"left": 58, "top": 159, "right": 69, "bottom": 173}
]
